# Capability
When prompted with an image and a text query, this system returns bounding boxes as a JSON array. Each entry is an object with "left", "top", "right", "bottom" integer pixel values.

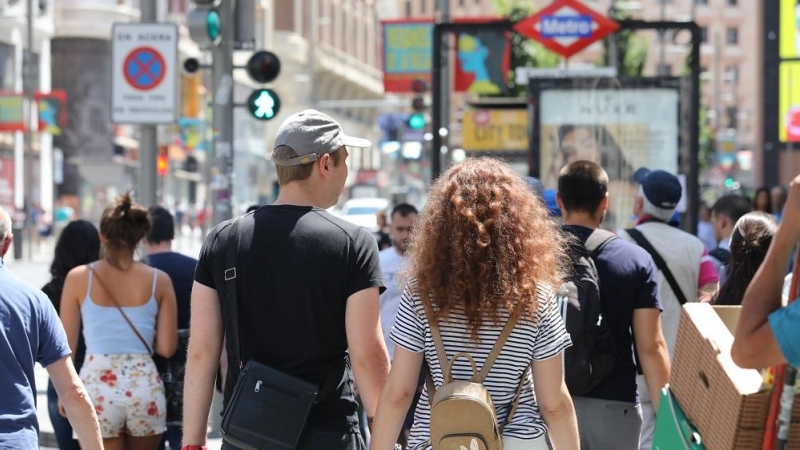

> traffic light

[
  {"left": 157, "top": 146, "right": 169, "bottom": 176},
  {"left": 245, "top": 51, "right": 282, "bottom": 121},
  {"left": 247, "top": 89, "right": 281, "bottom": 121},
  {"left": 187, "top": 1, "right": 222, "bottom": 47},
  {"left": 408, "top": 78, "right": 428, "bottom": 130},
  {"left": 245, "top": 51, "right": 281, "bottom": 83}
]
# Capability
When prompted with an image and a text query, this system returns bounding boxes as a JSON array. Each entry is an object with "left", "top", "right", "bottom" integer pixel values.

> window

[
  {"left": 727, "top": 0, "right": 737, "bottom": 5},
  {"left": 420, "top": 0, "right": 426, "bottom": 14},
  {"left": 459, "top": 0, "right": 465, "bottom": 5},
  {"left": 695, "top": 0, "right": 708, "bottom": 4},
  {"left": 726, "top": 65, "right": 739, "bottom": 84},
  {"left": 700, "top": 27, "right": 708, "bottom": 43},
  {"left": 726, "top": 106, "right": 738, "bottom": 129},
  {"left": 405, "top": 0, "right": 411, "bottom": 17},
  {"left": 726, "top": 28, "right": 738, "bottom": 45}
]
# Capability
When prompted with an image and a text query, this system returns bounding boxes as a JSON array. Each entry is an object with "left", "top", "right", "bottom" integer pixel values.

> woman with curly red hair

[{"left": 369, "top": 158, "right": 579, "bottom": 450}]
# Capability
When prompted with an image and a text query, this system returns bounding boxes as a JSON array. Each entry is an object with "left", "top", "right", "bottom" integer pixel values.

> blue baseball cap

[
  {"left": 633, "top": 168, "right": 682, "bottom": 210},
  {"left": 543, "top": 189, "right": 561, "bottom": 217},
  {"left": 524, "top": 176, "right": 545, "bottom": 195}
]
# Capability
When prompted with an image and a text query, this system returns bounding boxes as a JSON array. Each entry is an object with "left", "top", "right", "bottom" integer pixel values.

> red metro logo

[{"left": 513, "top": 0, "right": 619, "bottom": 59}]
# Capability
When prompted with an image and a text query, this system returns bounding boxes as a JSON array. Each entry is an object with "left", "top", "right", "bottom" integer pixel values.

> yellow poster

[
  {"left": 780, "top": 0, "right": 800, "bottom": 59},
  {"left": 462, "top": 109, "right": 528, "bottom": 152},
  {"left": 779, "top": 61, "right": 800, "bottom": 142}
]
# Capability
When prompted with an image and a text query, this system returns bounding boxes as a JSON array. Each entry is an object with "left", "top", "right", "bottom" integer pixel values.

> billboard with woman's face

[{"left": 538, "top": 87, "right": 680, "bottom": 232}]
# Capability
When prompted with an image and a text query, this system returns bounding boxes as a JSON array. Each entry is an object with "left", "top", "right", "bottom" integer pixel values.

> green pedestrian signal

[
  {"left": 247, "top": 88, "right": 281, "bottom": 121},
  {"left": 206, "top": 9, "right": 221, "bottom": 43},
  {"left": 408, "top": 113, "right": 425, "bottom": 130}
]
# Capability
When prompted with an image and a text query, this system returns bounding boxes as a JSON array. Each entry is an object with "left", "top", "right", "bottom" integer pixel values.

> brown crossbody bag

[{"left": 88, "top": 265, "right": 154, "bottom": 355}]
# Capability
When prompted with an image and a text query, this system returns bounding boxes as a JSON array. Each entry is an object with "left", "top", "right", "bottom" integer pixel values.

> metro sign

[{"left": 514, "top": 0, "right": 619, "bottom": 58}]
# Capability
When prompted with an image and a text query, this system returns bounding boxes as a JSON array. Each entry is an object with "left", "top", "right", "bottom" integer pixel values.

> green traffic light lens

[
  {"left": 408, "top": 114, "right": 425, "bottom": 130},
  {"left": 248, "top": 89, "right": 282, "bottom": 121},
  {"left": 206, "top": 10, "right": 221, "bottom": 42}
]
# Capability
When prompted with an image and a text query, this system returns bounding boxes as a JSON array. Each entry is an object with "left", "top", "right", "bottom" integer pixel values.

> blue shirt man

[{"left": 0, "top": 207, "right": 103, "bottom": 450}]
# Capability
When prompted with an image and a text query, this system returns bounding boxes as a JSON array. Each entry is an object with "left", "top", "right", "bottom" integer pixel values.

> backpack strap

[
  {"left": 477, "top": 314, "right": 520, "bottom": 382},
  {"left": 584, "top": 228, "right": 617, "bottom": 256},
  {"left": 625, "top": 228, "right": 690, "bottom": 305},
  {"left": 225, "top": 216, "right": 243, "bottom": 369}
]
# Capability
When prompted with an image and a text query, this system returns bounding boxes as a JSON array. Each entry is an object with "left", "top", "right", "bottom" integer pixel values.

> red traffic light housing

[
  {"left": 157, "top": 146, "right": 169, "bottom": 176},
  {"left": 246, "top": 51, "right": 281, "bottom": 84},
  {"left": 411, "top": 96, "right": 425, "bottom": 112}
]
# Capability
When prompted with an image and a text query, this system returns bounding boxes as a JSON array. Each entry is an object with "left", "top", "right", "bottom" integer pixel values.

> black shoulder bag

[{"left": 220, "top": 216, "right": 319, "bottom": 450}]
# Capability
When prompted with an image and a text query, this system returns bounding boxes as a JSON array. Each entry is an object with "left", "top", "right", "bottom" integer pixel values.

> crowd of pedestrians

[{"left": 0, "top": 107, "right": 799, "bottom": 450}]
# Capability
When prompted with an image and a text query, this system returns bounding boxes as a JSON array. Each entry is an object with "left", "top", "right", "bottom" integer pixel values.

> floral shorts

[{"left": 80, "top": 353, "right": 166, "bottom": 438}]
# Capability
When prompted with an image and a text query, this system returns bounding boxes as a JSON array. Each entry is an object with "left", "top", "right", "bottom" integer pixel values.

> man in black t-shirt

[
  {"left": 182, "top": 110, "right": 390, "bottom": 450},
  {"left": 145, "top": 206, "right": 197, "bottom": 450},
  {"left": 557, "top": 161, "right": 671, "bottom": 450}
]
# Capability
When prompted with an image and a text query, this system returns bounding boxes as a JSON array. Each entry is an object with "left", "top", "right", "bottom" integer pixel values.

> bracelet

[{"left": 181, "top": 446, "right": 208, "bottom": 450}]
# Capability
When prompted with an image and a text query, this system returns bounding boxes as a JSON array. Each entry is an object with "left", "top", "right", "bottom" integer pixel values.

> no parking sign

[{"left": 112, "top": 23, "right": 179, "bottom": 124}]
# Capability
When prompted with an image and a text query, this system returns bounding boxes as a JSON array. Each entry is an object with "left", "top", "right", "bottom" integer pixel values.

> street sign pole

[
  {"left": 211, "top": 0, "right": 235, "bottom": 226},
  {"left": 138, "top": 0, "right": 158, "bottom": 208}
]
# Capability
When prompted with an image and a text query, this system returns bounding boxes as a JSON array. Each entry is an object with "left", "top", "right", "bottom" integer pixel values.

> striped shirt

[{"left": 391, "top": 279, "right": 572, "bottom": 450}]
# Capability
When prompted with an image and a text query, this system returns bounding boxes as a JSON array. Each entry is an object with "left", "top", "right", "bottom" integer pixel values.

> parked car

[{"left": 338, "top": 197, "right": 389, "bottom": 232}]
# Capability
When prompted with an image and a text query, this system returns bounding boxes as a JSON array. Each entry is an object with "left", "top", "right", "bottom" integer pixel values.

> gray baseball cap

[{"left": 272, "top": 109, "right": 371, "bottom": 166}]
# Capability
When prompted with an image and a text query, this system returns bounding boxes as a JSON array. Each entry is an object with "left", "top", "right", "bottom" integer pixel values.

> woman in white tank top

[{"left": 60, "top": 193, "right": 177, "bottom": 450}]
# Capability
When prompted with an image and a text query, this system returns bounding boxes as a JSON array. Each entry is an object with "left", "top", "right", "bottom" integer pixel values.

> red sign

[
  {"left": 0, "top": 156, "right": 14, "bottom": 208},
  {"left": 513, "top": 0, "right": 619, "bottom": 59},
  {"left": 124, "top": 47, "right": 167, "bottom": 91}
]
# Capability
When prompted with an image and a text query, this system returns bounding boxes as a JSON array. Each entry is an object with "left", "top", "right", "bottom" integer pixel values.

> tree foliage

[{"left": 601, "top": 9, "right": 648, "bottom": 77}]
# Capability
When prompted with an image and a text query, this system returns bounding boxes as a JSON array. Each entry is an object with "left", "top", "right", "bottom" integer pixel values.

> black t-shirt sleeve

[
  {"left": 347, "top": 227, "right": 386, "bottom": 297},
  {"left": 194, "top": 223, "right": 226, "bottom": 289}
]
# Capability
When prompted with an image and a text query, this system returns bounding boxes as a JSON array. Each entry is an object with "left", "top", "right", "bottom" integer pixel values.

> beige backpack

[{"left": 422, "top": 301, "right": 527, "bottom": 450}]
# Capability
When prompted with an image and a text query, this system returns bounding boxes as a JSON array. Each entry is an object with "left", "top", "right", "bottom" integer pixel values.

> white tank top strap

[
  {"left": 85, "top": 262, "right": 95, "bottom": 298},
  {"left": 150, "top": 268, "right": 158, "bottom": 298}
]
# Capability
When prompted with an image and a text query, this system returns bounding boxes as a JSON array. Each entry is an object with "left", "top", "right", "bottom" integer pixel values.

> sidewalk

[{"left": 5, "top": 230, "right": 216, "bottom": 448}]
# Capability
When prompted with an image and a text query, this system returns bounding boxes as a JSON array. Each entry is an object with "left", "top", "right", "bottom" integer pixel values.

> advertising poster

[
  {"left": 0, "top": 93, "right": 25, "bottom": 132},
  {"left": 381, "top": 20, "right": 433, "bottom": 93},
  {"left": 779, "top": 61, "right": 800, "bottom": 142},
  {"left": 539, "top": 88, "right": 679, "bottom": 231},
  {"left": 454, "top": 31, "right": 510, "bottom": 95},
  {"left": 780, "top": 0, "right": 800, "bottom": 59},
  {"left": 462, "top": 109, "right": 527, "bottom": 152},
  {"left": 35, "top": 90, "right": 67, "bottom": 135}
]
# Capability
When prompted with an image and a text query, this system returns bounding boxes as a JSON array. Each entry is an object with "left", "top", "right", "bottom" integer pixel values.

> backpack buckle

[{"left": 225, "top": 268, "right": 236, "bottom": 281}]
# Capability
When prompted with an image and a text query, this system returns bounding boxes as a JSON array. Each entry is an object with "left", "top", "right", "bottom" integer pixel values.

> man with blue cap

[{"left": 619, "top": 167, "right": 719, "bottom": 450}]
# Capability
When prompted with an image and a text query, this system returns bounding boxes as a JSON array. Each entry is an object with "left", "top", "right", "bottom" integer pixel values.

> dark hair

[
  {"left": 45, "top": 220, "right": 100, "bottom": 310},
  {"left": 246, "top": 205, "right": 261, "bottom": 214},
  {"left": 752, "top": 187, "right": 772, "bottom": 213},
  {"left": 100, "top": 192, "right": 150, "bottom": 268},
  {"left": 712, "top": 212, "right": 777, "bottom": 305},
  {"left": 557, "top": 160, "right": 609, "bottom": 214},
  {"left": 711, "top": 195, "right": 752, "bottom": 224},
  {"left": 147, "top": 206, "right": 174, "bottom": 244},
  {"left": 391, "top": 203, "right": 418, "bottom": 220}
]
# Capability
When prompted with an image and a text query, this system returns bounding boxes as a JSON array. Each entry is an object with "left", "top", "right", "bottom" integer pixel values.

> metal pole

[
  {"left": 24, "top": 0, "right": 34, "bottom": 260},
  {"left": 211, "top": 0, "right": 235, "bottom": 225},
  {"left": 431, "top": 24, "right": 443, "bottom": 181},
  {"left": 438, "top": 0, "right": 450, "bottom": 173},
  {"left": 138, "top": 0, "right": 158, "bottom": 208},
  {"left": 689, "top": 23, "right": 701, "bottom": 235}
]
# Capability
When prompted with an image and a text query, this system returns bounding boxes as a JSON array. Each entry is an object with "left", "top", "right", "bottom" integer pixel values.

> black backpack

[{"left": 560, "top": 228, "right": 618, "bottom": 396}]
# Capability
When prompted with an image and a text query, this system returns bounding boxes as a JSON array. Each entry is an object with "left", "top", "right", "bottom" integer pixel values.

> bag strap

[
  {"left": 420, "top": 299, "right": 524, "bottom": 423},
  {"left": 625, "top": 228, "right": 690, "bottom": 305},
  {"left": 88, "top": 265, "right": 153, "bottom": 355},
  {"left": 225, "top": 216, "right": 243, "bottom": 369}
]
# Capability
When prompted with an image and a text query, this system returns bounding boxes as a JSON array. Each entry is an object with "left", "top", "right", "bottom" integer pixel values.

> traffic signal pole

[
  {"left": 211, "top": 0, "right": 235, "bottom": 226},
  {"left": 138, "top": 0, "right": 158, "bottom": 208}
]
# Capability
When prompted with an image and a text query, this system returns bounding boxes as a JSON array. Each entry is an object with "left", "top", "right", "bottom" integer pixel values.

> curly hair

[{"left": 409, "top": 157, "right": 569, "bottom": 338}]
